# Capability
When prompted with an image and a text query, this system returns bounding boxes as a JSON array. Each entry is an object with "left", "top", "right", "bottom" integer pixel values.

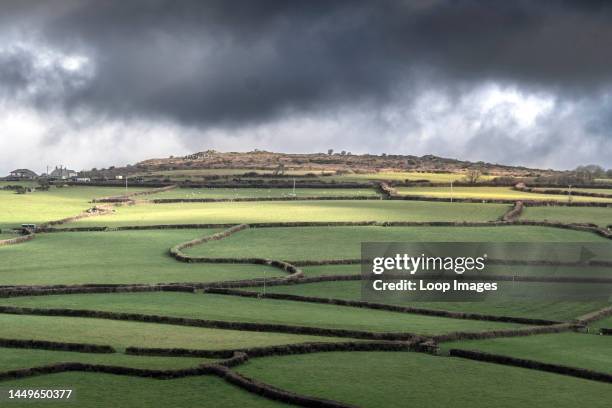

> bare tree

[{"left": 464, "top": 169, "right": 482, "bottom": 184}]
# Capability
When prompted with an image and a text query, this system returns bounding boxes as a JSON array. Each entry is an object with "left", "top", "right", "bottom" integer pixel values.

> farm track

[{"left": 1, "top": 189, "right": 611, "bottom": 406}]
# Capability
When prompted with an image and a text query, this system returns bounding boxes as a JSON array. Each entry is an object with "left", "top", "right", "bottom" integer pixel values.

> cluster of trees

[{"left": 574, "top": 165, "right": 612, "bottom": 181}]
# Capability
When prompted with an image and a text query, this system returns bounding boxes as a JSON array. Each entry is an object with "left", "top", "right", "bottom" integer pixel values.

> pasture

[{"left": 0, "top": 182, "right": 610, "bottom": 407}]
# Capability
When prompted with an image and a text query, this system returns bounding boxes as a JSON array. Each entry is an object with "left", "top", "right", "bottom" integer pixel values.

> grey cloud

[{"left": 0, "top": 0, "right": 611, "bottom": 168}]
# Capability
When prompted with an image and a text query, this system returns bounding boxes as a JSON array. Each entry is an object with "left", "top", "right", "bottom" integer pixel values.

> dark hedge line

[
  {"left": 449, "top": 349, "right": 612, "bottom": 383},
  {"left": 209, "top": 365, "right": 357, "bottom": 408},
  {"left": 179, "top": 182, "right": 373, "bottom": 189},
  {"left": 204, "top": 288, "right": 561, "bottom": 326},
  {"left": 432, "top": 323, "right": 574, "bottom": 343},
  {"left": 0, "top": 338, "right": 115, "bottom": 353},
  {"left": 0, "top": 306, "right": 419, "bottom": 341},
  {"left": 151, "top": 195, "right": 380, "bottom": 203},
  {"left": 0, "top": 362, "right": 216, "bottom": 382},
  {"left": 0, "top": 285, "right": 195, "bottom": 299},
  {"left": 600, "top": 328, "right": 612, "bottom": 335},
  {"left": 127, "top": 340, "right": 423, "bottom": 360}
]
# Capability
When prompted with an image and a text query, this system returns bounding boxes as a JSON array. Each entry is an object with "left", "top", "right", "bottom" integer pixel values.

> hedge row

[
  {"left": 170, "top": 224, "right": 305, "bottom": 280},
  {"left": 209, "top": 365, "right": 357, "bottom": 408},
  {"left": 0, "top": 232, "right": 35, "bottom": 247},
  {"left": 432, "top": 323, "right": 575, "bottom": 343},
  {"left": 0, "top": 338, "right": 115, "bottom": 353},
  {"left": 0, "top": 306, "right": 419, "bottom": 341},
  {"left": 93, "top": 184, "right": 177, "bottom": 203},
  {"left": 204, "top": 288, "right": 561, "bottom": 326},
  {"left": 574, "top": 305, "right": 612, "bottom": 325},
  {"left": 151, "top": 195, "right": 380, "bottom": 203},
  {"left": 38, "top": 206, "right": 113, "bottom": 228},
  {"left": 600, "top": 328, "right": 612, "bottom": 335},
  {"left": 0, "top": 285, "right": 194, "bottom": 299},
  {"left": 127, "top": 340, "right": 423, "bottom": 360},
  {"left": 449, "top": 349, "right": 612, "bottom": 383},
  {"left": 0, "top": 362, "right": 215, "bottom": 382},
  {"left": 501, "top": 201, "right": 524, "bottom": 222}
]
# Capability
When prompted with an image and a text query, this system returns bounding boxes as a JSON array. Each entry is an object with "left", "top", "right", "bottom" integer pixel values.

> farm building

[
  {"left": 8, "top": 169, "right": 38, "bottom": 179},
  {"left": 49, "top": 166, "right": 78, "bottom": 179}
]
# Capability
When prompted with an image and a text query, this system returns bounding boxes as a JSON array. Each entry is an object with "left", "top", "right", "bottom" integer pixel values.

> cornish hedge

[
  {"left": 0, "top": 338, "right": 115, "bottom": 353},
  {"left": 449, "top": 349, "right": 612, "bottom": 383}
]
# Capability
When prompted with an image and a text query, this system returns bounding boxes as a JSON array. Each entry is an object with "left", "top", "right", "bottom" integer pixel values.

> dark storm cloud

[{"left": 1, "top": 0, "right": 612, "bottom": 126}]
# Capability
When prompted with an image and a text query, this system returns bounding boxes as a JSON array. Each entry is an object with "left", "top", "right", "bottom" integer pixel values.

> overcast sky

[{"left": 1, "top": 0, "right": 612, "bottom": 174}]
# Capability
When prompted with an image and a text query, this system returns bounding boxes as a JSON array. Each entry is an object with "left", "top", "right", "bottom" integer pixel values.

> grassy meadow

[
  {"left": 0, "top": 182, "right": 610, "bottom": 407},
  {"left": 237, "top": 351, "right": 612, "bottom": 408},
  {"left": 396, "top": 186, "right": 612, "bottom": 203}
]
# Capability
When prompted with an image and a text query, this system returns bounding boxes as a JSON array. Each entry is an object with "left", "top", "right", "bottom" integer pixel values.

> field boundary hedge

[
  {"left": 169, "top": 224, "right": 305, "bottom": 281},
  {"left": 92, "top": 184, "right": 177, "bottom": 203},
  {"left": 432, "top": 323, "right": 575, "bottom": 343},
  {"left": 0, "top": 338, "right": 115, "bottom": 353},
  {"left": 449, "top": 348, "right": 612, "bottom": 383},
  {"left": 0, "top": 231, "right": 34, "bottom": 247},
  {"left": 574, "top": 305, "right": 612, "bottom": 325},
  {"left": 150, "top": 195, "right": 381, "bottom": 203},
  {"left": 38, "top": 205, "right": 114, "bottom": 228}
]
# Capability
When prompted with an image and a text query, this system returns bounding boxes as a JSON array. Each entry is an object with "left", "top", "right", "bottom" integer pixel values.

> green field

[
  {"left": 185, "top": 226, "right": 607, "bottom": 261},
  {"left": 0, "top": 347, "right": 211, "bottom": 371},
  {"left": 0, "top": 229, "right": 284, "bottom": 286},
  {"left": 0, "top": 186, "right": 152, "bottom": 229},
  {"left": 521, "top": 206, "right": 612, "bottom": 227},
  {"left": 68, "top": 200, "right": 508, "bottom": 226},
  {"left": 444, "top": 333, "right": 612, "bottom": 374},
  {"left": 149, "top": 187, "right": 380, "bottom": 199},
  {"left": 1, "top": 181, "right": 611, "bottom": 407},
  {"left": 0, "top": 314, "right": 341, "bottom": 350},
  {"left": 332, "top": 171, "right": 495, "bottom": 183},
  {"left": 532, "top": 187, "right": 612, "bottom": 195},
  {"left": 254, "top": 279, "right": 607, "bottom": 321},
  {"left": 396, "top": 186, "right": 612, "bottom": 203},
  {"left": 2, "top": 373, "right": 285, "bottom": 407},
  {"left": 0, "top": 292, "right": 520, "bottom": 335},
  {"left": 237, "top": 351, "right": 612, "bottom": 408}
]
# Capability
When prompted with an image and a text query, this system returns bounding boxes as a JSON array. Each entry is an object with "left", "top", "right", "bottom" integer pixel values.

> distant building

[
  {"left": 49, "top": 166, "right": 77, "bottom": 180},
  {"left": 9, "top": 169, "right": 38, "bottom": 179},
  {"left": 115, "top": 175, "right": 124, "bottom": 180},
  {"left": 75, "top": 177, "right": 91, "bottom": 183}
]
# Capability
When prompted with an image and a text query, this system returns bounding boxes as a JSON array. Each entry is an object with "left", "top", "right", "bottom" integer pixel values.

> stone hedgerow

[
  {"left": 93, "top": 184, "right": 178, "bottom": 203},
  {"left": 38, "top": 205, "right": 114, "bottom": 229},
  {"left": 0, "top": 285, "right": 195, "bottom": 299},
  {"left": 449, "top": 349, "right": 612, "bottom": 384},
  {"left": 0, "top": 338, "right": 115, "bottom": 353},
  {"left": 151, "top": 195, "right": 380, "bottom": 204},
  {"left": 432, "top": 323, "right": 576, "bottom": 343},
  {"left": 0, "top": 231, "right": 35, "bottom": 247},
  {"left": 501, "top": 201, "right": 523, "bottom": 221},
  {"left": 573, "top": 305, "right": 612, "bottom": 325}
]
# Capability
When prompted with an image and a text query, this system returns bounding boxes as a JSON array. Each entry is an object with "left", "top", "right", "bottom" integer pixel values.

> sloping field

[
  {"left": 0, "top": 314, "right": 343, "bottom": 350},
  {"left": 0, "top": 230, "right": 284, "bottom": 285},
  {"left": 396, "top": 186, "right": 612, "bottom": 202},
  {"left": 521, "top": 206, "right": 612, "bottom": 227},
  {"left": 2, "top": 373, "right": 285, "bottom": 407},
  {"left": 0, "top": 292, "right": 521, "bottom": 335},
  {"left": 184, "top": 225, "right": 607, "bottom": 261},
  {"left": 69, "top": 200, "right": 507, "bottom": 226},
  {"left": 236, "top": 351, "right": 612, "bottom": 408},
  {"left": 444, "top": 333, "right": 612, "bottom": 374}
]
